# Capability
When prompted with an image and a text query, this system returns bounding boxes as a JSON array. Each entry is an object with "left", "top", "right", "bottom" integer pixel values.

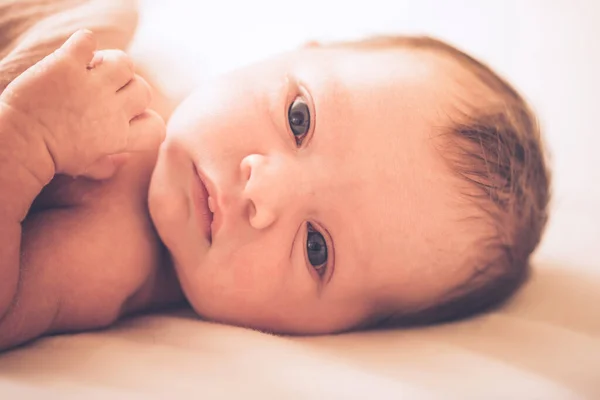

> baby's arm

[
  {"left": 0, "top": 103, "right": 53, "bottom": 337},
  {"left": 0, "top": 79, "right": 54, "bottom": 350},
  {"left": 0, "top": 30, "right": 164, "bottom": 350}
]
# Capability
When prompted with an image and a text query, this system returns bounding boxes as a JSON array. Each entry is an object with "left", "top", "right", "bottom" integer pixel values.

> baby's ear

[{"left": 302, "top": 40, "right": 321, "bottom": 49}]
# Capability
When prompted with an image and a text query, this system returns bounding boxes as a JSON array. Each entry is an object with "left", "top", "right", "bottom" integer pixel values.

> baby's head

[{"left": 148, "top": 35, "right": 550, "bottom": 334}]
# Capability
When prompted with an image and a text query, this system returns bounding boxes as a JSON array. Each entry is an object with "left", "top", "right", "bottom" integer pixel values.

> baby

[{"left": 0, "top": 9, "right": 550, "bottom": 349}]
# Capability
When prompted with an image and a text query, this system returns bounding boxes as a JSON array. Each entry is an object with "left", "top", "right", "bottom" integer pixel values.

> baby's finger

[
  {"left": 126, "top": 109, "right": 166, "bottom": 152},
  {"left": 90, "top": 49, "right": 135, "bottom": 90},
  {"left": 59, "top": 29, "right": 97, "bottom": 64},
  {"left": 118, "top": 75, "right": 152, "bottom": 118}
]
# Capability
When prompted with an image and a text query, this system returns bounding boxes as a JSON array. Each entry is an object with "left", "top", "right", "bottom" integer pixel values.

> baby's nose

[{"left": 240, "top": 153, "right": 298, "bottom": 230}]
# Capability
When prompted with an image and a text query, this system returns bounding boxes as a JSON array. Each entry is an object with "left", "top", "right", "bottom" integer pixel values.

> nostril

[
  {"left": 240, "top": 157, "right": 252, "bottom": 183},
  {"left": 247, "top": 200, "right": 257, "bottom": 221},
  {"left": 249, "top": 206, "right": 276, "bottom": 230}
]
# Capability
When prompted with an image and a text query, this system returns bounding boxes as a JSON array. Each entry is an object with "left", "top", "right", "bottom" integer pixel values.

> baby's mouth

[{"left": 193, "top": 165, "right": 214, "bottom": 243}]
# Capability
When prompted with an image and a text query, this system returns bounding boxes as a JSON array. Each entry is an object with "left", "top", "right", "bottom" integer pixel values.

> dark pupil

[
  {"left": 290, "top": 112, "right": 304, "bottom": 127},
  {"left": 307, "top": 231, "right": 327, "bottom": 266},
  {"left": 288, "top": 99, "right": 310, "bottom": 137}
]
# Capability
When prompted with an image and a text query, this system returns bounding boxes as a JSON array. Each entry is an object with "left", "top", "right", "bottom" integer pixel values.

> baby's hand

[{"left": 0, "top": 30, "right": 165, "bottom": 179}]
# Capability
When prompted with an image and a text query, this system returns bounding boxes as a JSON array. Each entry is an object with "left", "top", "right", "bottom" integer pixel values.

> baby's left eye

[
  {"left": 307, "top": 223, "right": 327, "bottom": 276},
  {"left": 288, "top": 96, "right": 310, "bottom": 146}
]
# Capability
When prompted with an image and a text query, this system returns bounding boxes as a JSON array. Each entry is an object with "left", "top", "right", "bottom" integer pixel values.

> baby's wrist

[{"left": 0, "top": 102, "right": 56, "bottom": 188}]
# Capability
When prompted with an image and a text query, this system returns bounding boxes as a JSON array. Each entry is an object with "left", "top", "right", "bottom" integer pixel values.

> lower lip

[{"left": 192, "top": 165, "right": 213, "bottom": 243}]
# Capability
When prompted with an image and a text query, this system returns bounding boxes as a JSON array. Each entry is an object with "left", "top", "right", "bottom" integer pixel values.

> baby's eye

[
  {"left": 288, "top": 96, "right": 310, "bottom": 146},
  {"left": 307, "top": 223, "right": 327, "bottom": 277}
]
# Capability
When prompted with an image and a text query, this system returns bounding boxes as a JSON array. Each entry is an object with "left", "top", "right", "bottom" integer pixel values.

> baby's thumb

[{"left": 127, "top": 109, "right": 167, "bottom": 153}]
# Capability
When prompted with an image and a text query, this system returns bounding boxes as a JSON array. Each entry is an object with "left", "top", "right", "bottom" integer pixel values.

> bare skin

[{"left": 0, "top": 30, "right": 183, "bottom": 350}]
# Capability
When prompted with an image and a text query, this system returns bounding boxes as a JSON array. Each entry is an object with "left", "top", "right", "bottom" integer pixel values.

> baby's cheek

[
  {"left": 228, "top": 257, "right": 266, "bottom": 295},
  {"left": 228, "top": 261, "right": 277, "bottom": 303},
  {"left": 200, "top": 251, "right": 253, "bottom": 295}
]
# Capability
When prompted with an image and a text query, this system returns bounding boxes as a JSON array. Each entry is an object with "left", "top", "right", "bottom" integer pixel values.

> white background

[{"left": 132, "top": 0, "right": 600, "bottom": 269}]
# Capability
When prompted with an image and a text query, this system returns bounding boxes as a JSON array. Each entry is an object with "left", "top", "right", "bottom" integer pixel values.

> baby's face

[{"left": 149, "top": 46, "right": 476, "bottom": 333}]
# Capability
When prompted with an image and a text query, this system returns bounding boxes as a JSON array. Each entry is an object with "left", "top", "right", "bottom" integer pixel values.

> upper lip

[{"left": 194, "top": 164, "right": 221, "bottom": 238}]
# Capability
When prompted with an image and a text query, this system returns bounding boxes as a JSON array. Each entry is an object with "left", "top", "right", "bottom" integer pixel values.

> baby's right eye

[{"left": 288, "top": 96, "right": 311, "bottom": 146}]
